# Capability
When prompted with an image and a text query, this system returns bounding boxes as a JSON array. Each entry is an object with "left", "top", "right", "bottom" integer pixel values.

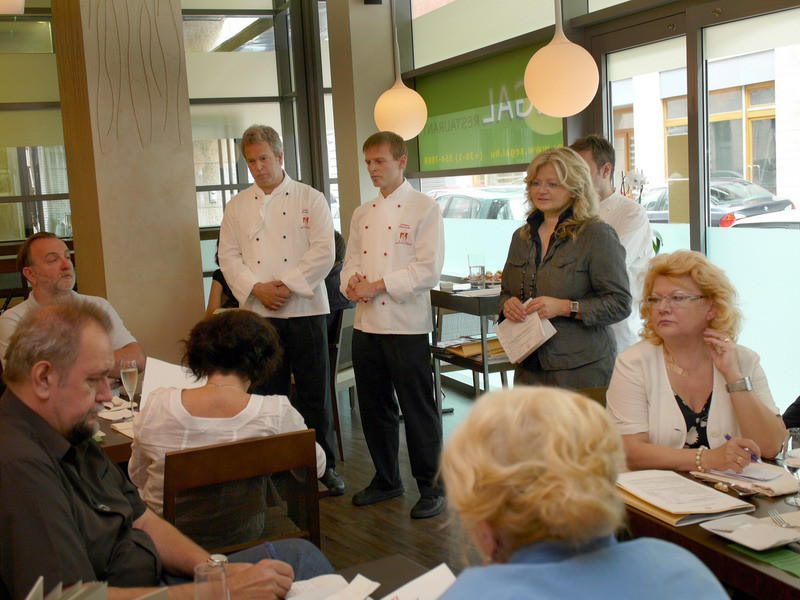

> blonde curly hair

[
  {"left": 640, "top": 250, "right": 742, "bottom": 344},
  {"left": 522, "top": 147, "right": 600, "bottom": 241},
  {"left": 440, "top": 387, "right": 625, "bottom": 562}
]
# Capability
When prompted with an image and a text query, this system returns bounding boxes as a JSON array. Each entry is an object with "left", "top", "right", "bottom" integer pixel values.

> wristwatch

[
  {"left": 569, "top": 301, "right": 579, "bottom": 319},
  {"left": 725, "top": 377, "right": 752, "bottom": 393}
]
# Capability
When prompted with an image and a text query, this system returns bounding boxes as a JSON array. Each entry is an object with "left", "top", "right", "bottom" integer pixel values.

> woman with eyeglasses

[
  {"left": 498, "top": 147, "right": 631, "bottom": 388},
  {"left": 606, "top": 250, "right": 785, "bottom": 472}
]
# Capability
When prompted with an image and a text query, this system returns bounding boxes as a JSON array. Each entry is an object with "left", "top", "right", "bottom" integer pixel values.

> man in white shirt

[
  {"left": 218, "top": 124, "right": 343, "bottom": 495},
  {"left": 571, "top": 135, "right": 654, "bottom": 353},
  {"left": 0, "top": 232, "right": 145, "bottom": 378},
  {"left": 342, "top": 131, "right": 445, "bottom": 519}
]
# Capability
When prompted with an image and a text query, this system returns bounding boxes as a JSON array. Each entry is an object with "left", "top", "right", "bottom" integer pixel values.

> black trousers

[
  {"left": 352, "top": 330, "right": 443, "bottom": 496},
  {"left": 255, "top": 315, "right": 336, "bottom": 469}
]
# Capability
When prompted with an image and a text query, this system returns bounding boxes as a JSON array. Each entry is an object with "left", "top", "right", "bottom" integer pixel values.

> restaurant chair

[
  {"left": 162, "top": 429, "right": 320, "bottom": 554},
  {"left": 327, "top": 307, "right": 357, "bottom": 462},
  {"left": 577, "top": 386, "right": 608, "bottom": 407}
]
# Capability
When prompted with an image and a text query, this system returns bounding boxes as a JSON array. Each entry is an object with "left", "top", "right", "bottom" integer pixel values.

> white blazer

[{"left": 606, "top": 340, "right": 778, "bottom": 449}]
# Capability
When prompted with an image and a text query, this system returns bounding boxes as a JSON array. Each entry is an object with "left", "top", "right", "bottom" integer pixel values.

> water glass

[
  {"left": 784, "top": 428, "right": 800, "bottom": 506},
  {"left": 194, "top": 562, "right": 230, "bottom": 600},
  {"left": 468, "top": 253, "right": 485, "bottom": 289}
]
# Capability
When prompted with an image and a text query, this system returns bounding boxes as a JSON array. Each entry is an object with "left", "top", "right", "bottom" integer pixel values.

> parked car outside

[
  {"left": 730, "top": 210, "right": 800, "bottom": 230},
  {"left": 429, "top": 185, "right": 527, "bottom": 220},
  {"left": 641, "top": 178, "right": 795, "bottom": 227}
]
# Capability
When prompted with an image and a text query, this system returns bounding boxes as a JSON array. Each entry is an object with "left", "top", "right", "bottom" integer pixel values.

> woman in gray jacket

[{"left": 499, "top": 147, "right": 631, "bottom": 388}]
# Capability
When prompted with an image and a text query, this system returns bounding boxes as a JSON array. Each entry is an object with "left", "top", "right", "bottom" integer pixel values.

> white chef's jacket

[
  {"left": 340, "top": 180, "right": 444, "bottom": 335},
  {"left": 599, "top": 192, "right": 654, "bottom": 352},
  {"left": 219, "top": 173, "right": 334, "bottom": 319}
]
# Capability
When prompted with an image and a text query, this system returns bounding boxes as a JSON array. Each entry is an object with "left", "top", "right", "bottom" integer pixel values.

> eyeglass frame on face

[
  {"left": 645, "top": 293, "right": 707, "bottom": 309},
  {"left": 528, "top": 180, "right": 563, "bottom": 192}
]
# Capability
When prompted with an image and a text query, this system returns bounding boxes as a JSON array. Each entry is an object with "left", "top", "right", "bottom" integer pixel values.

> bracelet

[
  {"left": 695, "top": 446, "right": 707, "bottom": 473},
  {"left": 725, "top": 376, "right": 753, "bottom": 393}
]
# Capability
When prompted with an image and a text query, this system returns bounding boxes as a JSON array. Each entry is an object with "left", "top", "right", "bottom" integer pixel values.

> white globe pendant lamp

[
  {"left": 524, "top": 0, "right": 599, "bottom": 118},
  {"left": 373, "top": 0, "right": 427, "bottom": 140},
  {"left": 0, "top": 0, "right": 25, "bottom": 14}
]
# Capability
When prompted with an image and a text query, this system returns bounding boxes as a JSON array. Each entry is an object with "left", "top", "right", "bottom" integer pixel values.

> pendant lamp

[
  {"left": 373, "top": 0, "right": 427, "bottom": 140},
  {"left": 0, "top": 0, "right": 24, "bottom": 14},
  {"left": 524, "top": 0, "right": 599, "bottom": 118}
]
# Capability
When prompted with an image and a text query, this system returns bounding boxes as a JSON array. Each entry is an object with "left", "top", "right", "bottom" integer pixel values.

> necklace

[
  {"left": 663, "top": 347, "right": 688, "bottom": 377},
  {"left": 208, "top": 382, "right": 244, "bottom": 391}
]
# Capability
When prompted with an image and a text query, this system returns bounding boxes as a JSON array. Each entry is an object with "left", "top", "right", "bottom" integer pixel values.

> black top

[
  {"left": 325, "top": 230, "right": 355, "bottom": 314},
  {"left": 212, "top": 269, "right": 239, "bottom": 309},
  {"left": 677, "top": 392, "right": 712, "bottom": 449},
  {"left": 0, "top": 391, "right": 161, "bottom": 600}
]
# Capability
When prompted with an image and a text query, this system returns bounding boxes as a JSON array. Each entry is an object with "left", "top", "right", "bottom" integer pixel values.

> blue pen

[{"left": 724, "top": 433, "right": 761, "bottom": 463}]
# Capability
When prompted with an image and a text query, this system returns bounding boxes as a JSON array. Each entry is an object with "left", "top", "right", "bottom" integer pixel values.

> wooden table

[
  {"left": 337, "top": 554, "right": 428, "bottom": 598},
  {"left": 625, "top": 494, "right": 800, "bottom": 599},
  {"left": 98, "top": 419, "right": 133, "bottom": 464}
]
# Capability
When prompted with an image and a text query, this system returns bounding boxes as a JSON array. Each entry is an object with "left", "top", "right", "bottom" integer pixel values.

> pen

[{"left": 724, "top": 433, "right": 761, "bottom": 463}]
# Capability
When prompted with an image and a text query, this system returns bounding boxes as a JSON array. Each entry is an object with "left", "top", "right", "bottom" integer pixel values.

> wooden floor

[{"left": 318, "top": 385, "right": 479, "bottom": 573}]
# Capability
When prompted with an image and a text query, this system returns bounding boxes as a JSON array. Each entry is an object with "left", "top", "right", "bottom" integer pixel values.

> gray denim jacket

[{"left": 498, "top": 215, "right": 631, "bottom": 371}]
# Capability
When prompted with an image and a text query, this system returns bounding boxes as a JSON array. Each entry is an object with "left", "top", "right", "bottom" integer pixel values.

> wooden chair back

[
  {"left": 162, "top": 429, "right": 320, "bottom": 554},
  {"left": 577, "top": 386, "right": 608, "bottom": 407}
]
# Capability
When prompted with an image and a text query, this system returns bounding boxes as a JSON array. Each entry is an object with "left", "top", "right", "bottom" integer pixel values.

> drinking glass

[
  {"left": 468, "top": 253, "right": 485, "bottom": 289},
  {"left": 119, "top": 360, "right": 139, "bottom": 413},
  {"left": 194, "top": 562, "right": 230, "bottom": 600},
  {"left": 785, "top": 428, "right": 800, "bottom": 506}
]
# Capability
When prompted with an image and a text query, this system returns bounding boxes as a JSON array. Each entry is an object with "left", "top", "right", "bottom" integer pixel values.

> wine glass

[
  {"left": 119, "top": 360, "right": 139, "bottom": 413},
  {"left": 784, "top": 428, "right": 800, "bottom": 506}
]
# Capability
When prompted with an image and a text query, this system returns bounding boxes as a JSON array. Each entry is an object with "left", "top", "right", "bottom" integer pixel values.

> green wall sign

[{"left": 416, "top": 44, "right": 563, "bottom": 172}]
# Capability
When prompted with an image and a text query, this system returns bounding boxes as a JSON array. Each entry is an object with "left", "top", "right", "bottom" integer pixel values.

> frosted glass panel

[
  {"left": 189, "top": 103, "right": 281, "bottom": 141},
  {"left": 186, "top": 52, "right": 278, "bottom": 98},
  {"left": 707, "top": 228, "right": 800, "bottom": 412},
  {"left": 412, "top": 0, "right": 553, "bottom": 68}
]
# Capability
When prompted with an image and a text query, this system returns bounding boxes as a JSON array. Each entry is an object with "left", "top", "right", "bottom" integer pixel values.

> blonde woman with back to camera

[
  {"left": 606, "top": 250, "right": 785, "bottom": 472},
  {"left": 439, "top": 387, "right": 727, "bottom": 599}
]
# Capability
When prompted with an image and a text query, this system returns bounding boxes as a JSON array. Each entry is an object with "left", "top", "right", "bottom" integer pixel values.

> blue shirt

[{"left": 440, "top": 536, "right": 727, "bottom": 599}]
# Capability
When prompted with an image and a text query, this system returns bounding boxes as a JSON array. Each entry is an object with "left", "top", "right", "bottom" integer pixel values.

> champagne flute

[
  {"left": 120, "top": 360, "right": 139, "bottom": 413},
  {"left": 785, "top": 428, "right": 800, "bottom": 506}
]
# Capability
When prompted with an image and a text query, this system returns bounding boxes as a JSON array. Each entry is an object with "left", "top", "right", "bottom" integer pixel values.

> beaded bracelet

[{"left": 695, "top": 445, "right": 708, "bottom": 472}]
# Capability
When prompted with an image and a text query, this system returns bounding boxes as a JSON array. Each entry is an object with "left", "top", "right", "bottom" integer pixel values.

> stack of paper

[
  {"left": 494, "top": 310, "right": 556, "bottom": 364},
  {"left": 435, "top": 336, "right": 504, "bottom": 358},
  {"left": 617, "top": 470, "right": 754, "bottom": 526}
]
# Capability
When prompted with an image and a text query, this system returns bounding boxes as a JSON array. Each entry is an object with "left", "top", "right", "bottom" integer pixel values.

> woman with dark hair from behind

[
  {"left": 439, "top": 387, "right": 728, "bottom": 600},
  {"left": 129, "top": 309, "right": 326, "bottom": 549}
]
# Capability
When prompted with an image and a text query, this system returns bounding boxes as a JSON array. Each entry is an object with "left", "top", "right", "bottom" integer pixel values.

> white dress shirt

[
  {"left": 599, "top": 192, "right": 654, "bottom": 352},
  {"left": 218, "top": 173, "right": 335, "bottom": 318},
  {"left": 129, "top": 387, "right": 327, "bottom": 515},
  {"left": 0, "top": 291, "right": 137, "bottom": 365},
  {"left": 606, "top": 340, "right": 778, "bottom": 450},
  {"left": 341, "top": 180, "right": 444, "bottom": 335}
]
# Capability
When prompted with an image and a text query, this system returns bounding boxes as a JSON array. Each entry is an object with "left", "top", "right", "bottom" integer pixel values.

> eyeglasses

[
  {"left": 645, "top": 293, "right": 706, "bottom": 308},
  {"left": 528, "top": 180, "right": 562, "bottom": 191}
]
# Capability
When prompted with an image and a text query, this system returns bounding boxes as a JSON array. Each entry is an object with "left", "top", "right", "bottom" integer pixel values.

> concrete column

[
  {"left": 327, "top": 0, "right": 395, "bottom": 239},
  {"left": 52, "top": 0, "right": 204, "bottom": 362}
]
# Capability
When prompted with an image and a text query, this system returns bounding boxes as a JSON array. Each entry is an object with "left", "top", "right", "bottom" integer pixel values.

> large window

[{"left": 703, "top": 6, "right": 800, "bottom": 411}]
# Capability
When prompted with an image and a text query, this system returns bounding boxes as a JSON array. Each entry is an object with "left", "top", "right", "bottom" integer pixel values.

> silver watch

[
  {"left": 569, "top": 301, "right": 579, "bottom": 319},
  {"left": 725, "top": 377, "right": 752, "bottom": 393}
]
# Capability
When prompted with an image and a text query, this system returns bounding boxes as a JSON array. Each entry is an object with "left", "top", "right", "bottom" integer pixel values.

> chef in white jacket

[
  {"left": 341, "top": 131, "right": 445, "bottom": 519},
  {"left": 219, "top": 124, "right": 344, "bottom": 496}
]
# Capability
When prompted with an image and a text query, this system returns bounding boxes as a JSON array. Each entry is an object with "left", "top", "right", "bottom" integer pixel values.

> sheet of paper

[
  {"left": 701, "top": 515, "right": 800, "bottom": 551},
  {"left": 378, "top": 563, "right": 455, "bottom": 600},
  {"left": 24, "top": 576, "right": 43, "bottom": 600},
  {"left": 455, "top": 287, "right": 500, "bottom": 297},
  {"left": 97, "top": 408, "right": 133, "bottom": 422},
  {"left": 617, "top": 470, "right": 752, "bottom": 514},
  {"left": 111, "top": 421, "right": 135, "bottom": 438},
  {"left": 495, "top": 307, "right": 556, "bottom": 364},
  {"left": 140, "top": 357, "right": 206, "bottom": 411},
  {"left": 325, "top": 575, "right": 380, "bottom": 600},
  {"left": 287, "top": 574, "right": 349, "bottom": 600},
  {"left": 710, "top": 462, "right": 782, "bottom": 482}
]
